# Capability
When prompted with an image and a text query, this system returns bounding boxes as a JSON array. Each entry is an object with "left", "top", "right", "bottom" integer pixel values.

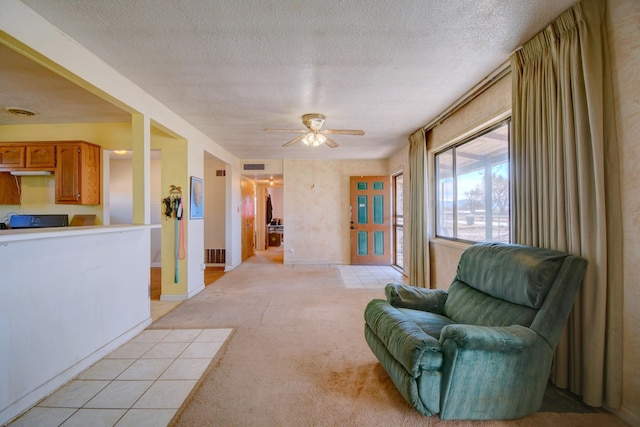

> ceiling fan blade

[
  {"left": 324, "top": 136, "right": 340, "bottom": 148},
  {"left": 322, "top": 129, "right": 365, "bottom": 136},
  {"left": 282, "top": 134, "right": 306, "bottom": 147},
  {"left": 264, "top": 128, "right": 306, "bottom": 133}
]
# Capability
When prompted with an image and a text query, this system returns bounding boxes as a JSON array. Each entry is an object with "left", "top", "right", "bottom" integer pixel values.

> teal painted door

[{"left": 350, "top": 176, "right": 391, "bottom": 265}]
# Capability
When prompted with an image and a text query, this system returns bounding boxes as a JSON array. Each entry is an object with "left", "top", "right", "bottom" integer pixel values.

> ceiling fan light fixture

[
  {"left": 268, "top": 113, "right": 363, "bottom": 148},
  {"left": 303, "top": 132, "right": 326, "bottom": 147}
]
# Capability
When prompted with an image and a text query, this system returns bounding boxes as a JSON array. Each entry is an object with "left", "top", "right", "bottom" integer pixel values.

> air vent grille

[
  {"left": 243, "top": 163, "right": 266, "bottom": 171},
  {"left": 216, "top": 170, "right": 226, "bottom": 176}
]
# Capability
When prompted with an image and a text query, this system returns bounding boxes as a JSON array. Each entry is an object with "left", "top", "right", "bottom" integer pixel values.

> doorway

[
  {"left": 241, "top": 177, "right": 255, "bottom": 261},
  {"left": 349, "top": 176, "right": 392, "bottom": 265}
]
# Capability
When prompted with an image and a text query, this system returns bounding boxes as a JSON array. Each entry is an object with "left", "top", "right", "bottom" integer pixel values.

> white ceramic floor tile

[
  {"left": 105, "top": 342, "right": 156, "bottom": 359},
  {"left": 159, "top": 358, "right": 211, "bottom": 380},
  {"left": 60, "top": 408, "right": 127, "bottom": 427},
  {"left": 161, "top": 329, "right": 202, "bottom": 342},
  {"left": 84, "top": 381, "right": 153, "bottom": 409},
  {"left": 194, "top": 328, "right": 232, "bottom": 342},
  {"left": 142, "top": 342, "right": 190, "bottom": 359},
  {"left": 133, "top": 380, "right": 197, "bottom": 409},
  {"left": 117, "top": 358, "right": 174, "bottom": 381},
  {"left": 12, "top": 329, "right": 232, "bottom": 427},
  {"left": 115, "top": 408, "right": 177, "bottom": 427},
  {"left": 38, "top": 380, "right": 110, "bottom": 408},
  {"left": 129, "top": 329, "right": 172, "bottom": 343},
  {"left": 180, "top": 341, "right": 223, "bottom": 358},
  {"left": 77, "top": 359, "right": 136, "bottom": 380},
  {"left": 9, "top": 407, "right": 77, "bottom": 427}
]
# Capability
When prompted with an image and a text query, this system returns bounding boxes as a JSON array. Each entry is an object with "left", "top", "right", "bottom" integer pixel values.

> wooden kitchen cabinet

[
  {"left": 26, "top": 144, "right": 56, "bottom": 169},
  {"left": 56, "top": 142, "right": 101, "bottom": 205},
  {"left": 0, "top": 143, "right": 56, "bottom": 171},
  {"left": 0, "top": 172, "right": 20, "bottom": 204},
  {"left": 0, "top": 145, "right": 26, "bottom": 170}
]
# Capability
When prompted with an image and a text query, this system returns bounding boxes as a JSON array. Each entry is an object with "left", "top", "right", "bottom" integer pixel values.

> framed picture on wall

[{"left": 190, "top": 176, "right": 204, "bottom": 219}]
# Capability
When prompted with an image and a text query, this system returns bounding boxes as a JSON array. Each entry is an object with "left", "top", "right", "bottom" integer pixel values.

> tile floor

[
  {"left": 336, "top": 265, "right": 408, "bottom": 288},
  {"left": 10, "top": 328, "right": 232, "bottom": 427}
]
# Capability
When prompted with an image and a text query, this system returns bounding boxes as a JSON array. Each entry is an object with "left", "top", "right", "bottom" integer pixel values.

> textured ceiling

[{"left": 5, "top": 0, "right": 577, "bottom": 160}]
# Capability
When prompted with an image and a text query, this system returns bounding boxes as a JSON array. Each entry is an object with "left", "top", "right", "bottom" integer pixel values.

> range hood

[{"left": 9, "top": 170, "right": 52, "bottom": 176}]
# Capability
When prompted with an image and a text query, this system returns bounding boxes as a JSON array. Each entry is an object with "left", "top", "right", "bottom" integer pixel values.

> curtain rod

[{"left": 420, "top": 60, "right": 511, "bottom": 133}]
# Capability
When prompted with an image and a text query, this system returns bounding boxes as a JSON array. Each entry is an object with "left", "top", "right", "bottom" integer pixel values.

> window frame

[
  {"left": 392, "top": 172, "right": 404, "bottom": 270},
  {"left": 433, "top": 118, "right": 511, "bottom": 244}
]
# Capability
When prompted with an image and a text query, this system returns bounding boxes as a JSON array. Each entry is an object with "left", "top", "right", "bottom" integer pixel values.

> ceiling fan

[{"left": 264, "top": 113, "right": 365, "bottom": 148}]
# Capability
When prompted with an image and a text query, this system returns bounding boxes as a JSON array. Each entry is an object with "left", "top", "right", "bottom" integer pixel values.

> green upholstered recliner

[{"left": 363, "top": 242, "right": 587, "bottom": 420}]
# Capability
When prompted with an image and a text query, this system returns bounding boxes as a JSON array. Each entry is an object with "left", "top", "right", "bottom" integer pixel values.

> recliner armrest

[
  {"left": 439, "top": 324, "right": 543, "bottom": 352},
  {"left": 385, "top": 283, "right": 448, "bottom": 314}
]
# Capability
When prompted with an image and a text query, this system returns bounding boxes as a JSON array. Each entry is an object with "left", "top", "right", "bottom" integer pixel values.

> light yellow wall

[
  {"left": 283, "top": 159, "right": 388, "bottom": 264},
  {"left": 156, "top": 136, "right": 188, "bottom": 297},
  {"left": 608, "top": 0, "right": 640, "bottom": 423}
]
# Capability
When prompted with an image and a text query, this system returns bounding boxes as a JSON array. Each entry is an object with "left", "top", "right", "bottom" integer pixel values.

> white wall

[
  {"left": 109, "top": 157, "right": 162, "bottom": 264},
  {"left": 0, "top": 227, "right": 152, "bottom": 425},
  {"left": 204, "top": 157, "right": 226, "bottom": 249},
  {"left": 109, "top": 159, "right": 133, "bottom": 224}
]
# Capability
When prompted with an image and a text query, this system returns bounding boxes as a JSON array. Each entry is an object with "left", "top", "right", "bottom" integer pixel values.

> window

[
  {"left": 393, "top": 173, "right": 404, "bottom": 269},
  {"left": 435, "top": 120, "right": 510, "bottom": 243}
]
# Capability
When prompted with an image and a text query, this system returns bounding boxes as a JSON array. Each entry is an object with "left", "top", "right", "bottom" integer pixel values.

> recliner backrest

[{"left": 442, "top": 242, "right": 582, "bottom": 337}]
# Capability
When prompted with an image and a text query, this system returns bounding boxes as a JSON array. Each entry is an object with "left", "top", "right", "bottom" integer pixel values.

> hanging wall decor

[
  {"left": 162, "top": 185, "right": 186, "bottom": 283},
  {"left": 190, "top": 176, "right": 204, "bottom": 219}
]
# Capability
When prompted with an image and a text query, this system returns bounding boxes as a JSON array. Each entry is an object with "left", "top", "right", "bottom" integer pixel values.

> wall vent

[
  {"left": 216, "top": 170, "right": 226, "bottom": 176},
  {"left": 243, "top": 163, "right": 265, "bottom": 171},
  {"left": 205, "top": 248, "right": 226, "bottom": 264}
]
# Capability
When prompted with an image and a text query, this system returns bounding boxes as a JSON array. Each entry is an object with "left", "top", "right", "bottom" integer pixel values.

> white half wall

[{"left": 0, "top": 226, "right": 153, "bottom": 425}]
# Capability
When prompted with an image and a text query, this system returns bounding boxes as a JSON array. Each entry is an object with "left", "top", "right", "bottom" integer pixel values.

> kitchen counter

[{"left": 0, "top": 224, "right": 160, "bottom": 244}]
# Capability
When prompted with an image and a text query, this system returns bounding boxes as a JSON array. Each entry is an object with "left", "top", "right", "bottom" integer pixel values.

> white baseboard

[
  {"left": 160, "top": 294, "right": 188, "bottom": 302},
  {"left": 188, "top": 284, "right": 205, "bottom": 299}
]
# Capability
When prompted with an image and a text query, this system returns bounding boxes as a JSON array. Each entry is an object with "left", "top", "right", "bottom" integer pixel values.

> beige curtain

[
  {"left": 408, "top": 128, "right": 429, "bottom": 288},
  {"left": 510, "top": 0, "right": 622, "bottom": 408}
]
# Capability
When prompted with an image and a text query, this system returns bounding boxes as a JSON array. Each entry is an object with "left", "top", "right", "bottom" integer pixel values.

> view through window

[
  {"left": 435, "top": 120, "right": 510, "bottom": 243},
  {"left": 393, "top": 173, "right": 403, "bottom": 269}
]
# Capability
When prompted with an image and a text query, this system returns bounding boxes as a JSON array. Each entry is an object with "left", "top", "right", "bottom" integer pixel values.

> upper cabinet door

[
  {"left": 55, "top": 142, "right": 101, "bottom": 205},
  {"left": 26, "top": 145, "right": 56, "bottom": 169},
  {"left": 0, "top": 145, "right": 25, "bottom": 170},
  {"left": 56, "top": 143, "right": 80, "bottom": 203}
]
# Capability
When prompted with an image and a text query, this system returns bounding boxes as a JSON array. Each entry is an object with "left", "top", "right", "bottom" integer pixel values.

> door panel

[
  {"left": 350, "top": 176, "right": 391, "bottom": 265},
  {"left": 241, "top": 178, "right": 255, "bottom": 261}
]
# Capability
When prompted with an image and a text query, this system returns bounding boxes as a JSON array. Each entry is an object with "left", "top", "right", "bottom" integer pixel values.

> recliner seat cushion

[
  {"left": 456, "top": 242, "right": 568, "bottom": 309},
  {"left": 395, "top": 307, "right": 455, "bottom": 340}
]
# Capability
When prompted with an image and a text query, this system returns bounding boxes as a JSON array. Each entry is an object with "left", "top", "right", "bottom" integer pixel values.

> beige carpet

[{"left": 149, "top": 249, "right": 628, "bottom": 427}]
